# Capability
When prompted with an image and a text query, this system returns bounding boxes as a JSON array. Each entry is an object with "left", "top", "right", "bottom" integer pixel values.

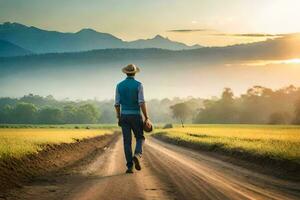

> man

[{"left": 115, "top": 64, "right": 150, "bottom": 173}]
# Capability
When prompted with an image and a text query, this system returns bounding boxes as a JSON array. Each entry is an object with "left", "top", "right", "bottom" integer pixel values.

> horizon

[
  {"left": 2, "top": 21, "right": 298, "bottom": 48},
  {"left": 1, "top": 83, "right": 299, "bottom": 102}
]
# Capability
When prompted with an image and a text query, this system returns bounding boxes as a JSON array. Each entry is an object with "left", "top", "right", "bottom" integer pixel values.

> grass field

[
  {"left": 0, "top": 127, "right": 116, "bottom": 159},
  {"left": 153, "top": 124, "right": 300, "bottom": 164}
]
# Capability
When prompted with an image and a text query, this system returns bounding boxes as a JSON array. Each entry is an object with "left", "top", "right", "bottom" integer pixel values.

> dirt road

[{"left": 8, "top": 136, "right": 300, "bottom": 200}]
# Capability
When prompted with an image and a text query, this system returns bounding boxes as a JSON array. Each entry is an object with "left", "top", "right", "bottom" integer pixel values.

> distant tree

[
  {"left": 239, "top": 86, "right": 274, "bottom": 123},
  {"left": 194, "top": 88, "right": 237, "bottom": 124},
  {"left": 222, "top": 87, "right": 234, "bottom": 102},
  {"left": 0, "top": 105, "right": 13, "bottom": 123},
  {"left": 19, "top": 94, "right": 58, "bottom": 108},
  {"left": 99, "top": 108, "right": 115, "bottom": 123},
  {"left": 0, "top": 97, "right": 18, "bottom": 108},
  {"left": 170, "top": 102, "right": 193, "bottom": 127},
  {"left": 97, "top": 101, "right": 116, "bottom": 123},
  {"left": 63, "top": 105, "right": 77, "bottom": 123},
  {"left": 269, "top": 112, "right": 289, "bottom": 124},
  {"left": 293, "top": 99, "right": 300, "bottom": 124},
  {"left": 13, "top": 102, "right": 37, "bottom": 123},
  {"left": 20, "top": 94, "right": 45, "bottom": 106},
  {"left": 75, "top": 104, "right": 99, "bottom": 124},
  {"left": 194, "top": 100, "right": 219, "bottom": 123},
  {"left": 38, "top": 107, "right": 63, "bottom": 124},
  {"left": 219, "top": 88, "right": 237, "bottom": 123},
  {"left": 246, "top": 85, "right": 265, "bottom": 97}
]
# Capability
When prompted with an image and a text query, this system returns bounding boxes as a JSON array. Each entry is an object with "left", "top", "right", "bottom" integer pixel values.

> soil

[
  {"left": 0, "top": 132, "right": 118, "bottom": 195},
  {"left": 152, "top": 134, "right": 300, "bottom": 182}
]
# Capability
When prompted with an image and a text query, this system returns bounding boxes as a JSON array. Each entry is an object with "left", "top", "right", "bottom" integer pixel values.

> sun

[{"left": 282, "top": 59, "right": 300, "bottom": 64}]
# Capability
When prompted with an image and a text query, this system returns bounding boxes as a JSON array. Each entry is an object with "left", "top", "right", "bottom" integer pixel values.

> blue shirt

[{"left": 115, "top": 76, "right": 145, "bottom": 115}]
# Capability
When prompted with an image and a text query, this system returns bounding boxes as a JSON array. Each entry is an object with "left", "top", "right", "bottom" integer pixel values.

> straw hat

[{"left": 122, "top": 64, "right": 140, "bottom": 74}]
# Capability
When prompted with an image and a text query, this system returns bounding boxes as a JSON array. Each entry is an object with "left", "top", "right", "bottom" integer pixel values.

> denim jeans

[{"left": 120, "top": 114, "right": 145, "bottom": 169}]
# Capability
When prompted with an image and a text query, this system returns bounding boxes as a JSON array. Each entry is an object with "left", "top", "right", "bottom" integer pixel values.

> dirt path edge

[
  {"left": 152, "top": 134, "right": 300, "bottom": 182},
  {"left": 0, "top": 132, "right": 119, "bottom": 195}
]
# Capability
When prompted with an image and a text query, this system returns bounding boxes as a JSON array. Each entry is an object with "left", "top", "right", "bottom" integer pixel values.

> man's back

[{"left": 116, "top": 76, "right": 144, "bottom": 115}]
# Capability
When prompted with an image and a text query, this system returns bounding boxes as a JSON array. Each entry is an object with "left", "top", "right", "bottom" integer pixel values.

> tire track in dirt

[{"left": 144, "top": 137, "right": 300, "bottom": 200}]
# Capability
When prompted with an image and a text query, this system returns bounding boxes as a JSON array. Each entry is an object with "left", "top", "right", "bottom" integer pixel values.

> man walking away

[{"left": 114, "top": 64, "right": 151, "bottom": 174}]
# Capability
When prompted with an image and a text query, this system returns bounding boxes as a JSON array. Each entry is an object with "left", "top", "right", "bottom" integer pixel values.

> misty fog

[{"left": 0, "top": 60, "right": 300, "bottom": 100}]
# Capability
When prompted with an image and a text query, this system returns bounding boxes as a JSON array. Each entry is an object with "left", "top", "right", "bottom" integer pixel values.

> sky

[{"left": 1, "top": 0, "right": 300, "bottom": 46}]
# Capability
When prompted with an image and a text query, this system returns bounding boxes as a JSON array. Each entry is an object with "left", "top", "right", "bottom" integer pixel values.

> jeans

[{"left": 120, "top": 114, "right": 145, "bottom": 169}]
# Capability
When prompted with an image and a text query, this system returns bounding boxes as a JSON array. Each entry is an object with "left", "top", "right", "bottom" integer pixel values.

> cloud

[
  {"left": 167, "top": 29, "right": 214, "bottom": 33},
  {"left": 167, "top": 29, "right": 288, "bottom": 38},
  {"left": 212, "top": 33, "right": 285, "bottom": 37}
]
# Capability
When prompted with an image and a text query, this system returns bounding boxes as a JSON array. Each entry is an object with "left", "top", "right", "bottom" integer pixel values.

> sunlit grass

[
  {"left": 0, "top": 128, "right": 116, "bottom": 159},
  {"left": 153, "top": 124, "right": 300, "bottom": 163},
  {"left": 0, "top": 124, "right": 118, "bottom": 129}
]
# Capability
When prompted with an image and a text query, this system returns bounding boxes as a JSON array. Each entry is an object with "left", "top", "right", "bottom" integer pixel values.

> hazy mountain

[
  {"left": 1, "top": 33, "right": 299, "bottom": 65},
  {"left": 188, "top": 33, "right": 300, "bottom": 62},
  {"left": 129, "top": 35, "right": 201, "bottom": 50},
  {"left": 0, "top": 39, "right": 31, "bottom": 57},
  {"left": 0, "top": 22, "right": 201, "bottom": 54}
]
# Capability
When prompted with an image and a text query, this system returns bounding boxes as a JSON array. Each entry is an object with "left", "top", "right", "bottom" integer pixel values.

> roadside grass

[
  {"left": 0, "top": 127, "right": 117, "bottom": 159},
  {"left": 0, "top": 124, "right": 118, "bottom": 129},
  {"left": 152, "top": 124, "right": 300, "bottom": 165}
]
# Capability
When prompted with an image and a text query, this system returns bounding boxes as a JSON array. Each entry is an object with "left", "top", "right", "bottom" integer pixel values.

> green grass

[
  {"left": 0, "top": 127, "right": 117, "bottom": 159},
  {"left": 153, "top": 124, "right": 300, "bottom": 164}
]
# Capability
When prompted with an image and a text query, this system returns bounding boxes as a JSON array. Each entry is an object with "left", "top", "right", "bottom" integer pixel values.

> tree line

[
  {"left": 170, "top": 85, "right": 300, "bottom": 125},
  {"left": 0, "top": 93, "right": 194, "bottom": 124},
  {"left": 0, "top": 94, "right": 102, "bottom": 124},
  {"left": 1, "top": 85, "right": 300, "bottom": 125},
  {"left": 0, "top": 102, "right": 100, "bottom": 124}
]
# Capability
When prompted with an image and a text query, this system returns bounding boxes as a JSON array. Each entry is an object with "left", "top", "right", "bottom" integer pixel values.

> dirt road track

[{"left": 7, "top": 136, "right": 300, "bottom": 200}]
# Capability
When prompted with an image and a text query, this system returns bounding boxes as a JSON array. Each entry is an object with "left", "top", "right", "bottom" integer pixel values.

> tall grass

[
  {"left": 0, "top": 124, "right": 118, "bottom": 129},
  {"left": 153, "top": 124, "right": 300, "bottom": 164},
  {"left": 0, "top": 128, "right": 116, "bottom": 159}
]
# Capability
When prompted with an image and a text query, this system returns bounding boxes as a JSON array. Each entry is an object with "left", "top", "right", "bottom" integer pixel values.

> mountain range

[
  {"left": 0, "top": 22, "right": 299, "bottom": 62},
  {"left": 0, "top": 22, "right": 201, "bottom": 56},
  {"left": 0, "top": 39, "right": 31, "bottom": 57},
  {"left": 1, "top": 32, "right": 299, "bottom": 65}
]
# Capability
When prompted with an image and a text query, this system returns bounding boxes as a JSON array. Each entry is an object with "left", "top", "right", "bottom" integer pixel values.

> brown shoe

[{"left": 133, "top": 156, "right": 141, "bottom": 171}]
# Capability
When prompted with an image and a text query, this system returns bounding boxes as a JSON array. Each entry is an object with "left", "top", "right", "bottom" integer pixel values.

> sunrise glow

[
  {"left": 282, "top": 58, "right": 300, "bottom": 64},
  {"left": 226, "top": 58, "right": 300, "bottom": 67}
]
